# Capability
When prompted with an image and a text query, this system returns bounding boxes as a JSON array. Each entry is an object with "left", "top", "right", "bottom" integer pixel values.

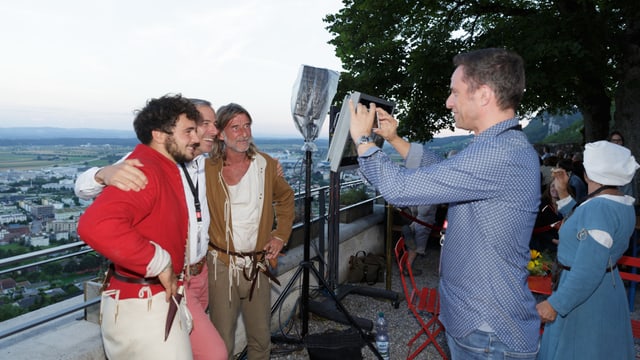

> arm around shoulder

[{"left": 74, "top": 167, "right": 105, "bottom": 200}]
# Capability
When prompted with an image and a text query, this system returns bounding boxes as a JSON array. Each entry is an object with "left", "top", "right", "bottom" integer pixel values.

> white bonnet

[{"left": 583, "top": 140, "right": 640, "bottom": 186}]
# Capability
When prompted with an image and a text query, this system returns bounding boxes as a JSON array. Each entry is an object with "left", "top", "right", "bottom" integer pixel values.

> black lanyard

[
  {"left": 180, "top": 162, "right": 202, "bottom": 222},
  {"left": 571, "top": 185, "right": 617, "bottom": 211}
]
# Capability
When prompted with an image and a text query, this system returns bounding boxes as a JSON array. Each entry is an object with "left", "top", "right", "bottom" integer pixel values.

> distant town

[
  {"left": 0, "top": 113, "right": 573, "bottom": 321},
  {"left": 0, "top": 135, "right": 384, "bottom": 321}
]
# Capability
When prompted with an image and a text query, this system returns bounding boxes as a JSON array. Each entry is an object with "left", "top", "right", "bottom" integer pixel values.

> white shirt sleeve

[
  {"left": 74, "top": 152, "right": 131, "bottom": 200},
  {"left": 74, "top": 167, "right": 105, "bottom": 200}
]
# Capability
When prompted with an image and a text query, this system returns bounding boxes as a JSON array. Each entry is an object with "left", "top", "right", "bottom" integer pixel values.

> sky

[{"left": 0, "top": 0, "right": 463, "bottom": 139}]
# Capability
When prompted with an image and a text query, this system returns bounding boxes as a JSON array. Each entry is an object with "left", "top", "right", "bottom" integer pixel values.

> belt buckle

[{"left": 189, "top": 257, "right": 206, "bottom": 276}]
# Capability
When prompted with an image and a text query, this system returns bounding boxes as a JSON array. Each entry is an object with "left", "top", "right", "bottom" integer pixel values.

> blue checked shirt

[{"left": 358, "top": 118, "right": 541, "bottom": 352}]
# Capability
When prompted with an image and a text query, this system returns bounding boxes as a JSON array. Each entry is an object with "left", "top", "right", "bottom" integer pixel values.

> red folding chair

[
  {"left": 394, "top": 237, "right": 448, "bottom": 359},
  {"left": 617, "top": 255, "right": 640, "bottom": 338}
]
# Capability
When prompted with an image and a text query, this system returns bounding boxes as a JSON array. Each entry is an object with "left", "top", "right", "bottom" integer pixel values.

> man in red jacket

[{"left": 78, "top": 94, "right": 201, "bottom": 360}]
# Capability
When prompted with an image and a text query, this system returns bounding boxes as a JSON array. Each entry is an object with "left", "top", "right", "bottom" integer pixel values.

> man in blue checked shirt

[{"left": 349, "top": 48, "right": 541, "bottom": 359}]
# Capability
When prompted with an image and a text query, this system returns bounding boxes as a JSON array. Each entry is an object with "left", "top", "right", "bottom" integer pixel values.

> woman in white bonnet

[{"left": 537, "top": 140, "right": 640, "bottom": 359}]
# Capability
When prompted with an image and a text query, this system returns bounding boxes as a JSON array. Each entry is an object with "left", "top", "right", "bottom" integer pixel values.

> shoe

[{"left": 403, "top": 268, "right": 423, "bottom": 276}]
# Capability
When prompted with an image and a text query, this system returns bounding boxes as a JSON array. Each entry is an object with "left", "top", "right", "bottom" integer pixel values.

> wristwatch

[{"left": 357, "top": 135, "right": 373, "bottom": 146}]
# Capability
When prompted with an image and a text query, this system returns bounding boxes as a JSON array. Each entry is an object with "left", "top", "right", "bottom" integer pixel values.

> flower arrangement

[{"left": 527, "top": 249, "right": 553, "bottom": 276}]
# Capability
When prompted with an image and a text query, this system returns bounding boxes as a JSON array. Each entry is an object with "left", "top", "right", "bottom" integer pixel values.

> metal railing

[{"left": 0, "top": 180, "right": 379, "bottom": 340}]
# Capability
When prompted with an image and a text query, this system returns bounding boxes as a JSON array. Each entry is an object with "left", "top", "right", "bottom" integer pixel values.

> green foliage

[
  {"left": 543, "top": 120, "right": 585, "bottom": 145},
  {"left": 340, "top": 187, "right": 368, "bottom": 206},
  {"left": 0, "top": 303, "right": 27, "bottom": 322},
  {"left": 325, "top": 1, "right": 639, "bottom": 143}
]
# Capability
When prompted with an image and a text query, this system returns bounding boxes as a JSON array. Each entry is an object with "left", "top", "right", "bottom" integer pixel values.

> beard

[
  {"left": 165, "top": 135, "right": 198, "bottom": 164},
  {"left": 221, "top": 133, "right": 252, "bottom": 154}
]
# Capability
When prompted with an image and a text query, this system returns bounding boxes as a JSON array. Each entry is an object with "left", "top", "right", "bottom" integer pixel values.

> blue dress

[{"left": 538, "top": 195, "right": 636, "bottom": 359}]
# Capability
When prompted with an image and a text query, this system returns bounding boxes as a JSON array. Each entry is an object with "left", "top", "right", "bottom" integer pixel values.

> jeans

[{"left": 447, "top": 329, "right": 538, "bottom": 360}]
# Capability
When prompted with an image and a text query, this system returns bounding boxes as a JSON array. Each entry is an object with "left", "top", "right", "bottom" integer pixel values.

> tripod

[
  {"left": 238, "top": 150, "right": 382, "bottom": 360},
  {"left": 239, "top": 66, "right": 391, "bottom": 359}
]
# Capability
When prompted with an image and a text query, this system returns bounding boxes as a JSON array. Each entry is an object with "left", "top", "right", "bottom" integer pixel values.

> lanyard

[{"left": 180, "top": 162, "right": 202, "bottom": 222}]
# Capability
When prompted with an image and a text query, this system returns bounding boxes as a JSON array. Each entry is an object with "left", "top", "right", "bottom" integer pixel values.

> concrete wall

[
  {"left": 0, "top": 207, "right": 386, "bottom": 359},
  {"left": 230, "top": 206, "right": 386, "bottom": 355}
]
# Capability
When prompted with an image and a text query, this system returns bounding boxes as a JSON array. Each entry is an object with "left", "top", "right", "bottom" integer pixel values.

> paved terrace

[{"left": 3, "top": 205, "right": 640, "bottom": 359}]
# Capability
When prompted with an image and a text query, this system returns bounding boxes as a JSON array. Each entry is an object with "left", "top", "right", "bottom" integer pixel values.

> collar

[{"left": 474, "top": 117, "right": 521, "bottom": 140}]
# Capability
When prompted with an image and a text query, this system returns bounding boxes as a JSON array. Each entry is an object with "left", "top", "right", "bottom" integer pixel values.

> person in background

[
  {"left": 557, "top": 158, "right": 587, "bottom": 203},
  {"left": 609, "top": 130, "right": 625, "bottom": 146},
  {"left": 75, "top": 98, "right": 227, "bottom": 360},
  {"left": 530, "top": 180, "right": 562, "bottom": 253},
  {"left": 540, "top": 155, "right": 559, "bottom": 187},
  {"left": 205, "top": 103, "right": 294, "bottom": 360},
  {"left": 400, "top": 205, "right": 437, "bottom": 276},
  {"left": 349, "top": 48, "right": 540, "bottom": 359},
  {"left": 77, "top": 94, "right": 201, "bottom": 359},
  {"left": 537, "top": 140, "right": 639, "bottom": 359},
  {"left": 571, "top": 151, "right": 586, "bottom": 183},
  {"left": 540, "top": 145, "right": 553, "bottom": 161},
  {"left": 609, "top": 130, "right": 636, "bottom": 199}
]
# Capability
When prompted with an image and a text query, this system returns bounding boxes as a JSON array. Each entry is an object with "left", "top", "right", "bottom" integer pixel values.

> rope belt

[{"left": 209, "top": 242, "right": 281, "bottom": 300}]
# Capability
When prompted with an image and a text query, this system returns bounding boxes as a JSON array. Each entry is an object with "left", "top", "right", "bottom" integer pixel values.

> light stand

[
  {"left": 267, "top": 65, "right": 382, "bottom": 359},
  {"left": 300, "top": 142, "right": 312, "bottom": 335}
]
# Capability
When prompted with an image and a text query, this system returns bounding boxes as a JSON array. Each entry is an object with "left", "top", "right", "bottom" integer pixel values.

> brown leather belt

[
  {"left": 209, "top": 242, "right": 281, "bottom": 300},
  {"left": 552, "top": 261, "right": 617, "bottom": 291},
  {"left": 112, "top": 270, "right": 161, "bottom": 285},
  {"left": 188, "top": 257, "right": 207, "bottom": 276}
]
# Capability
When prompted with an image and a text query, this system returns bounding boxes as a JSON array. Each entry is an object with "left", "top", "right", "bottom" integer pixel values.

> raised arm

[
  {"left": 373, "top": 107, "right": 410, "bottom": 159},
  {"left": 349, "top": 101, "right": 411, "bottom": 159}
]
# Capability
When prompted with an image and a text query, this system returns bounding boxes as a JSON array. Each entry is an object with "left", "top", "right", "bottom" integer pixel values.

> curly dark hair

[
  {"left": 453, "top": 48, "right": 525, "bottom": 111},
  {"left": 133, "top": 94, "right": 202, "bottom": 145}
]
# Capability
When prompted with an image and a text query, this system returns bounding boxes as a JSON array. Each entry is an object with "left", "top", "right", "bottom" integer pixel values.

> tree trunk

[
  {"left": 613, "top": 14, "right": 640, "bottom": 199},
  {"left": 578, "top": 90, "right": 611, "bottom": 144}
]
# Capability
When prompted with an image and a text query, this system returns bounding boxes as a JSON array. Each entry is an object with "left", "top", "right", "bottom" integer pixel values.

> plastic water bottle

[{"left": 375, "top": 311, "right": 390, "bottom": 360}]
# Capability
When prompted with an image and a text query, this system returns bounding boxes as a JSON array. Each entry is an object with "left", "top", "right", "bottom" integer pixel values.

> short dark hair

[
  {"left": 133, "top": 94, "right": 201, "bottom": 145},
  {"left": 453, "top": 48, "right": 525, "bottom": 111},
  {"left": 608, "top": 130, "right": 624, "bottom": 144}
]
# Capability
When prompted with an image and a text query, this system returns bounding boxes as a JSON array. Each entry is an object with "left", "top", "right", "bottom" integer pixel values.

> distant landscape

[{"left": 0, "top": 112, "right": 583, "bottom": 154}]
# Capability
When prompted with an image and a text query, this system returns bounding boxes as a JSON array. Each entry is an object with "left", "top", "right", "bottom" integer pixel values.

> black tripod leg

[
  {"left": 237, "top": 264, "right": 306, "bottom": 360},
  {"left": 270, "top": 264, "right": 305, "bottom": 317},
  {"left": 238, "top": 259, "right": 383, "bottom": 360}
]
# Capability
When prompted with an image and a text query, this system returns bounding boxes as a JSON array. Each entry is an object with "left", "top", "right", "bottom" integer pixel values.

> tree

[
  {"left": 0, "top": 303, "right": 27, "bottom": 322},
  {"left": 325, "top": 1, "right": 640, "bottom": 155}
]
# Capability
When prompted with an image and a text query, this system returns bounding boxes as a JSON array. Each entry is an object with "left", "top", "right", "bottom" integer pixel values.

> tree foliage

[{"left": 325, "top": 0, "right": 640, "bottom": 151}]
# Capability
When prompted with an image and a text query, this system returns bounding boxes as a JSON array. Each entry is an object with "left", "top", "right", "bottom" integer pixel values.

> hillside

[{"left": 0, "top": 112, "right": 582, "bottom": 150}]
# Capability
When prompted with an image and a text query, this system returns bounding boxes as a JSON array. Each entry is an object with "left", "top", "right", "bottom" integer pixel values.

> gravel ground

[
  {"left": 268, "top": 245, "right": 640, "bottom": 360},
  {"left": 268, "top": 247, "right": 449, "bottom": 360}
]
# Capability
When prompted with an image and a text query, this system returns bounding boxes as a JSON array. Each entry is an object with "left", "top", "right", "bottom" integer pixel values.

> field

[
  {"left": 0, "top": 145, "right": 131, "bottom": 170},
  {"left": 0, "top": 138, "right": 329, "bottom": 173}
]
